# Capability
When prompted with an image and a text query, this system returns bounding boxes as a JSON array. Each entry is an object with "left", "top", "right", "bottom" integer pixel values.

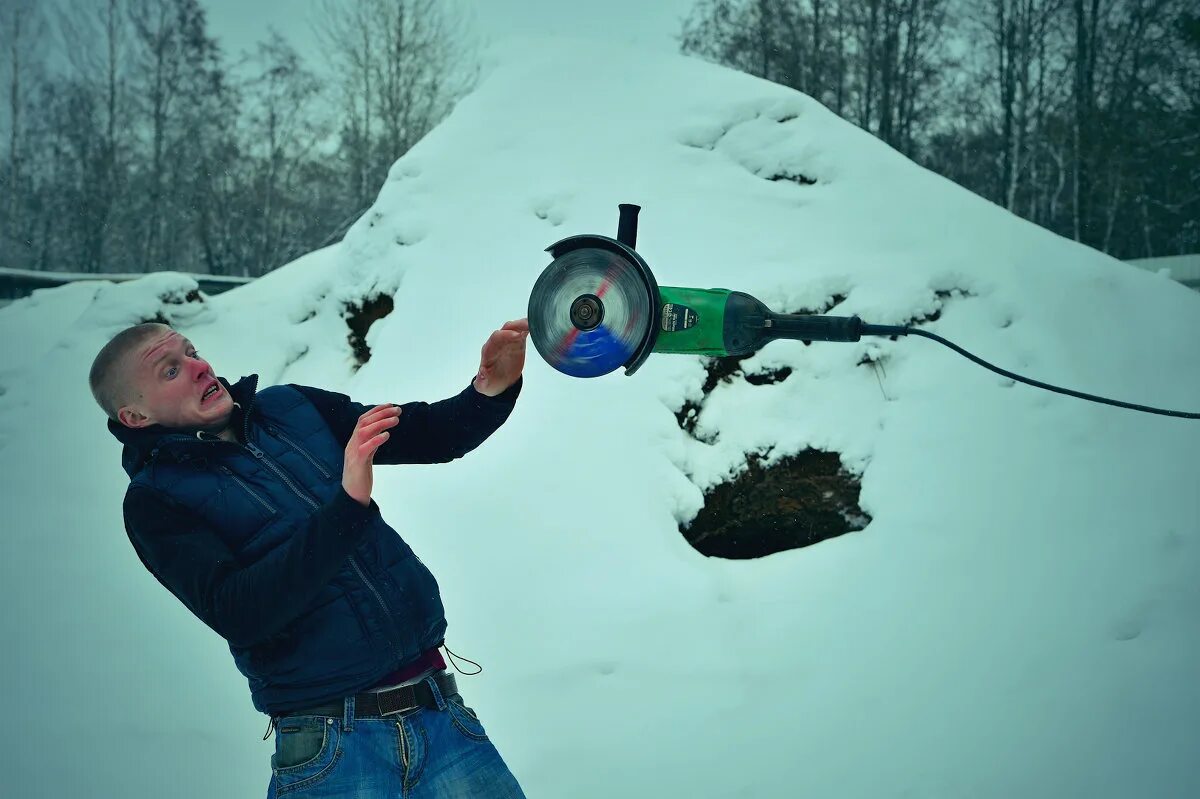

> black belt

[{"left": 276, "top": 671, "right": 458, "bottom": 719}]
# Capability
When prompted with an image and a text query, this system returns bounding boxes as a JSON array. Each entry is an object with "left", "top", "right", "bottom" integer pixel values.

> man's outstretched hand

[
  {"left": 474, "top": 318, "right": 529, "bottom": 397},
  {"left": 343, "top": 403, "right": 400, "bottom": 506}
]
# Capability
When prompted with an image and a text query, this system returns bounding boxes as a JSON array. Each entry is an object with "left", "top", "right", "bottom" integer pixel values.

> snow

[{"left": 2, "top": 35, "right": 1199, "bottom": 798}]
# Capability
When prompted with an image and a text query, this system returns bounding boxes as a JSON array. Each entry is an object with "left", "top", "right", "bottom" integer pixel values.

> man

[{"left": 90, "top": 319, "right": 530, "bottom": 798}]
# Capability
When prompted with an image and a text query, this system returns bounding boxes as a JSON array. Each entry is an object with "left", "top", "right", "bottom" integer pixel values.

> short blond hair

[{"left": 89, "top": 323, "right": 173, "bottom": 422}]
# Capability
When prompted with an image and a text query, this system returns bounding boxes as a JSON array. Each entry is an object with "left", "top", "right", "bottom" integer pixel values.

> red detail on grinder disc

[
  {"left": 555, "top": 267, "right": 617, "bottom": 356},
  {"left": 554, "top": 326, "right": 581, "bottom": 356}
]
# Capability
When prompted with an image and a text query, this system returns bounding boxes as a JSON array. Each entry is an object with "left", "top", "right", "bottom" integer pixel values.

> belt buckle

[
  {"left": 439, "top": 672, "right": 457, "bottom": 698},
  {"left": 376, "top": 683, "right": 414, "bottom": 717}
]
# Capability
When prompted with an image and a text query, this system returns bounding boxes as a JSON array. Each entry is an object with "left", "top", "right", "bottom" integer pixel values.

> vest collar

[{"left": 107, "top": 373, "right": 260, "bottom": 478}]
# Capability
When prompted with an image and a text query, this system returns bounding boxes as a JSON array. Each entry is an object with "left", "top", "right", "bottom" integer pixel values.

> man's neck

[{"left": 212, "top": 400, "right": 241, "bottom": 443}]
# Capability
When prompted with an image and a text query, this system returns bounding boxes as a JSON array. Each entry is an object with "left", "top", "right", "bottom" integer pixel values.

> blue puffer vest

[{"left": 122, "top": 374, "right": 447, "bottom": 714}]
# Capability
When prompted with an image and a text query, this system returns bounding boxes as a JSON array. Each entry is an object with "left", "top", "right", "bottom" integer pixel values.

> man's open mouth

[{"left": 201, "top": 381, "right": 221, "bottom": 405}]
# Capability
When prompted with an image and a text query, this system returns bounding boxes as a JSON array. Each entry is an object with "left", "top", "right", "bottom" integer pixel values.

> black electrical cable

[{"left": 860, "top": 323, "right": 1200, "bottom": 419}]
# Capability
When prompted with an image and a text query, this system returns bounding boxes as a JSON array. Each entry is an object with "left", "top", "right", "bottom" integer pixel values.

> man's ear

[{"left": 117, "top": 405, "right": 152, "bottom": 429}]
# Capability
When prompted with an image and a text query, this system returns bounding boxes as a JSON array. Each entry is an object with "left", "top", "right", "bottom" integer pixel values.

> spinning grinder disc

[{"left": 527, "top": 247, "right": 656, "bottom": 378}]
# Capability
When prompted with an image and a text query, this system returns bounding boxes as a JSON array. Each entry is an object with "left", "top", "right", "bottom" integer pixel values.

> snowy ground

[{"left": 1, "top": 35, "right": 1198, "bottom": 799}]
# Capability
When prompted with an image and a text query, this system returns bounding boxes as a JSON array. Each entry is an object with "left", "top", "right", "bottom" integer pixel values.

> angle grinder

[{"left": 526, "top": 204, "right": 1198, "bottom": 419}]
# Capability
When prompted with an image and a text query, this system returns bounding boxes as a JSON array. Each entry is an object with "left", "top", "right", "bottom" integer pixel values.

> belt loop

[
  {"left": 343, "top": 695, "right": 355, "bottom": 732},
  {"left": 426, "top": 673, "right": 447, "bottom": 711}
]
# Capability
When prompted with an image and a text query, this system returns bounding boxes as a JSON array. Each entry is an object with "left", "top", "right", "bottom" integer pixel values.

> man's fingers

[
  {"left": 483, "top": 326, "right": 527, "bottom": 350},
  {"left": 356, "top": 406, "right": 390, "bottom": 429},
  {"left": 359, "top": 403, "right": 396, "bottom": 418},
  {"left": 358, "top": 414, "right": 400, "bottom": 440},
  {"left": 357, "top": 405, "right": 401, "bottom": 430},
  {"left": 481, "top": 330, "right": 524, "bottom": 358},
  {"left": 359, "top": 431, "right": 389, "bottom": 454}
]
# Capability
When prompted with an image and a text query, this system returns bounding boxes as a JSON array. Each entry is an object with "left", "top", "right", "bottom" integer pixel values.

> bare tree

[
  {"left": 55, "top": 0, "right": 129, "bottom": 271},
  {"left": 1070, "top": 0, "right": 1096, "bottom": 241},
  {"left": 682, "top": 0, "right": 953, "bottom": 156},
  {"left": 1, "top": 0, "right": 47, "bottom": 264},
  {"left": 242, "top": 29, "right": 330, "bottom": 274},
  {"left": 315, "top": 0, "right": 476, "bottom": 222},
  {"left": 127, "top": 0, "right": 215, "bottom": 271},
  {"left": 962, "top": 0, "right": 1068, "bottom": 215}
]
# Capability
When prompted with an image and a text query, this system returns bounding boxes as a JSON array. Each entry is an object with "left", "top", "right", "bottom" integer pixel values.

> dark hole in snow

[
  {"left": 344, "top": 294, "right": 394, "bottom": 368},
  {"left": 745, "top": 367, "right": 793, "bottom": 385},
  {"left": 681, "top": 448, "right": 870, "bottom": 559},
  {"left": 160, "top": 288, "right": 203, "bottom": 305},
  {"left": 139, "top": 312, "right": 171, "bottom": 326},
  {"left": 768, "top": 172, "right": 817, "bottom": 185},
  {"left": 671, "top": 289, "right": 870, "bottom": 558},
  {"left": 138, "top": 289, "right": 203, "bottom": 325},
  {"left": 674, "top": 401, "right": 702, "bottom": 438}
]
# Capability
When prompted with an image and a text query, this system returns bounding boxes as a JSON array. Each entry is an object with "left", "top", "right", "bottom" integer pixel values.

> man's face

[{"left": 117, "top": 329, "right": 234, "bottom": 431}]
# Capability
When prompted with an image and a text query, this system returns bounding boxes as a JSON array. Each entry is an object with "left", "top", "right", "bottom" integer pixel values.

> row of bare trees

[
  {"left": 2, "top": 0, "right": 1194, "bottom": 276},
  {"left": 0, "top": 0, "right": 472, "bottom": 277},
  {"left": 682, "top": 0, "right": 1200, "bottom": 258}
]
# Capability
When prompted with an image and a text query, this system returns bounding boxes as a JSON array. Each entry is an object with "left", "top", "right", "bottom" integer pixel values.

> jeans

[{"left": 265, "top": 675, "right": 526, "bottom": 798}]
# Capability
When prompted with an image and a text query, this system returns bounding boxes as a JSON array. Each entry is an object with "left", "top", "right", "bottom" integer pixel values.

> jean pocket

[
  {"left": 446, "top": 694, "right": 489, "bottom": 742},
  {"left": 272, "top": 716, "right": 342, "bottom": 794}
]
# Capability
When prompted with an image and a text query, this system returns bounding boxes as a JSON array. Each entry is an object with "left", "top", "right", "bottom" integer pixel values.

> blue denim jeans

[{"left": 265, "top": 675, "right": 526, "bottom": 798}]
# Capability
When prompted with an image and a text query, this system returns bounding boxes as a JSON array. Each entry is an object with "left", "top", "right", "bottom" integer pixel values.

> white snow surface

[{"left": 1, "top": 36, "right": 1199, "bottom": 798}]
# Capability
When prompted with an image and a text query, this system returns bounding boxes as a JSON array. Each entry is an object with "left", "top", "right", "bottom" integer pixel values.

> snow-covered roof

[{"left": 1127, "top": 254, "right": 1200, "bottom": 288}]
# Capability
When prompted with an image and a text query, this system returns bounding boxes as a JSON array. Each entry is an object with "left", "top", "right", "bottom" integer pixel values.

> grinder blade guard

[{"left": 527, "top": 205, "right": 661, "bottom": 378}]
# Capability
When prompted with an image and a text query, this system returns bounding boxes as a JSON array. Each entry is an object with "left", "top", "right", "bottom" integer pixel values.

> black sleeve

[
  {"left": 123, "top": 483, "right": 378, "bottom": 649},
  {"left": 288, "top": 374, "right": 521, "bottom": 466}
]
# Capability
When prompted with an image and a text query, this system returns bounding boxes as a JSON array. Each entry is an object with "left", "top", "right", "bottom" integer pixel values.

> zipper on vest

[
  {"left": 241, "top": 438, "right": 402, "bottom": 661},
  {"left": 217, "top": 465, "right": 277, "bottom": 515},
  {"left": 263, "top": 424, "right": 333, "bottom": 480},
  {"left": 347, "top": 557, "right": 393, "bottom": 628},
  {"left": 174, "top": 402, "right": 404, "bottom": 663},
  {"left": 243, "top": 440, "right": 318, "bottom": 511}
]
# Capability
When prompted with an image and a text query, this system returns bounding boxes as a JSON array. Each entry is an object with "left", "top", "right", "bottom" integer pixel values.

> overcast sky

[{"left": 202, "top": 0, "right": 700, "bottom": 66}]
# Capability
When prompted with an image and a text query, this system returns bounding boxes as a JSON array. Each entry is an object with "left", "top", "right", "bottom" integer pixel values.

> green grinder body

[{"left": 654, "top": 286, "right": 773, "bottom": 358}]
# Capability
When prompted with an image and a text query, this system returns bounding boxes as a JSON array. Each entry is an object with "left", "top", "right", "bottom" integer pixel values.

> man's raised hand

[
  {"left": 474, "top": 318, "right": 529, "bottom": 397},
  {"left": 342, "top": 404, "right": 401, "bottom": 506}
]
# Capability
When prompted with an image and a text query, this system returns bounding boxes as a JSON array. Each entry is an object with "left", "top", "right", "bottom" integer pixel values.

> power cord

[{"left": 861, "top": 324, "right": 1200, "bottom": 419}]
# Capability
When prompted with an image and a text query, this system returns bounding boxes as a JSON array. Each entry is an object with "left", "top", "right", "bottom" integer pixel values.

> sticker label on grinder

[{"left": 661, "top": 303, "right": 698, "bottom": 332}]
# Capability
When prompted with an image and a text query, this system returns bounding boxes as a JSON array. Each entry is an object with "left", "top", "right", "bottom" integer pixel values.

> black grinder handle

[
  {"left": 723, "top": 291, "right": 865, "bottom": 355},
  {"left": 617, "top": 204, "right": 640, "bottom": 248},
  {"left": 767, "top": 313, "right": 864, "bottom": 342}
]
